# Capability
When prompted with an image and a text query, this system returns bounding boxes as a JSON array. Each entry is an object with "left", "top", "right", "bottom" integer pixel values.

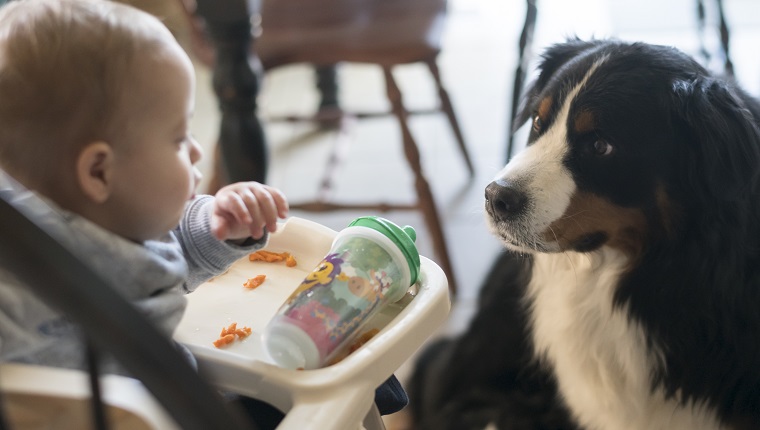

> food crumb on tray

[
  {"left": 249, "top": 250, "right": 297, "bottom": 267},
  {"left": 213, "top": 322, "right": 252, "bottom": 348},
  {"left": 243, "top": 274, "right": 267, "bottom": 289}
]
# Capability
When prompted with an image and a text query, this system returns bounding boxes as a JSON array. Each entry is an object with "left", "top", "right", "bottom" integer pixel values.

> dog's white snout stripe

[{"left": 492, "top": 61, "right": 605, "bottom": 249}]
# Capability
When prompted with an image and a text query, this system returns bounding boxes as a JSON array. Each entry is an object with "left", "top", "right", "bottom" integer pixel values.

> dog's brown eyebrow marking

[
  {"left": 538, "top": 96, "right": 553, "bottom": 121},
  {"left": 573, "top": 110, "right": 595, "bottom": 134}
]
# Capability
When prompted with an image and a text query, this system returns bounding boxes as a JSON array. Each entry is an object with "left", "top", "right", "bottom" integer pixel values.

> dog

[{"left": 407, "top": 39, "right": 760, "bottom": 430}]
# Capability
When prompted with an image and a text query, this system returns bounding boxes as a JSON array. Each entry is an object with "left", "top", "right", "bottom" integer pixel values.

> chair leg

[
  {"left": 382, "top": 66, "right": 458, "bottom": 296},
  {"left": 507, "top": 0, "right": 538, "bottom": 162},
  {"left": 200, "top": 3, "right": 270, "bottom": 184},
  {"left": 426, "top": 59, "right": 475, "bottom": 178}
]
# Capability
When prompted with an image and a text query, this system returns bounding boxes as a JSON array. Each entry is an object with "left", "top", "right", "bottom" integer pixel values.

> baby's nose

[
  {"left": 189, "top": 135, "right": 203, "bottom": 163},
  {"left": 193, "top": 166, "right": 203, "bottom": 187}
]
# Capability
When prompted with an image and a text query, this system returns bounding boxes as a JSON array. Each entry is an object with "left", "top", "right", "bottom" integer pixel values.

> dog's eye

[
  {"left": 592, "top": 139, "right": 613, "bottom": 156},
  {"left": 532, "top": 115, "right": 542, "bottom": 133}
]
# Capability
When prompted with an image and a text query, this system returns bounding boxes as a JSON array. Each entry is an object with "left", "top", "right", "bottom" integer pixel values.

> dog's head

[{"left": 486, "top": 39, "right": 760, "bottom": 257}]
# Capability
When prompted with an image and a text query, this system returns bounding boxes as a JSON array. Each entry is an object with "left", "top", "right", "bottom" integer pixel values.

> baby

[
  {"left": 0, "top": 0, "right": 288, "bottom": 373},
  {"left": 0, "top": 0, "right": 408, "bottom": 422}
]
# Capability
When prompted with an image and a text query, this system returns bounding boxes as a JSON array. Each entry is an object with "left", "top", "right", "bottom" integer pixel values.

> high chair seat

[
  {"left": 173, "top": 217, "right": 451, "bottom": 430},
  {"left": 0, "top": 363, "right": 180, "bottom": 430}
]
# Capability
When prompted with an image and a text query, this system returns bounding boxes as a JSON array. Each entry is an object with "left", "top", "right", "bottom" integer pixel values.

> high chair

[
  {"left": 174, "top": 216, "right": 451, "bottom": 430},
  {"left": 0, "top": 195, "right": 450, "bottom": 429},
  {"left": 181, "top": 0, "right": 472, "bottom": 296}
]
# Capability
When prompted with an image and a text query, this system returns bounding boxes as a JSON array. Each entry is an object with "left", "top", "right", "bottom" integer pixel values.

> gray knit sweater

[{"left": 0, "top": 170, "right": 267, "bottom": 374}]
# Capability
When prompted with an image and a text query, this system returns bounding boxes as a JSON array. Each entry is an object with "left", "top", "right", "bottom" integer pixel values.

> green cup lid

[{"left": 348, "top": 216, "right": 420, "bottom": 285}]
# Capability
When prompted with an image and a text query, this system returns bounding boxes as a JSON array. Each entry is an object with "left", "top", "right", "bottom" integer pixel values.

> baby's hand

[{"left": 210, "top": 182, "right": 289, "bottom": 241}]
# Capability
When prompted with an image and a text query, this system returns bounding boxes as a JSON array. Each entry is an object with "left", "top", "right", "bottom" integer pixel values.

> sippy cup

[{"left": 262, "top": 216, "right": 420, "bottom": 369}]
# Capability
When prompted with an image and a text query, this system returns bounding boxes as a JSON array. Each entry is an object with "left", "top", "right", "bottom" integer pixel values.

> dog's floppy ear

[
  {"left": 671, "top": 78, "right": 760, "bottom": 200},
  {"left": 513, "top": 38, "right": 605, "bottom": 132}
]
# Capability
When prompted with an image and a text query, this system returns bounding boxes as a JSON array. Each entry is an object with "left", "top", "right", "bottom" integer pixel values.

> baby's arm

[
  {"left": 210, "top": 182, "right": 289, "bottom": 242},
  {"left": 176, "top": 183, "right": 286, "bottom": 291}
]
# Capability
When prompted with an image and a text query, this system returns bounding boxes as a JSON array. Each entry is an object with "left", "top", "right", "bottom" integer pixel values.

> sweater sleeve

[{"left": 176, "top": 195, "right": 269, "bottom": 292}]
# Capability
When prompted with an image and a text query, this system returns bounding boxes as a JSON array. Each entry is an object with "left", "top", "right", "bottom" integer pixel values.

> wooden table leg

[{"left": 194, "top": 0, "right": 267, "bottom": 191}]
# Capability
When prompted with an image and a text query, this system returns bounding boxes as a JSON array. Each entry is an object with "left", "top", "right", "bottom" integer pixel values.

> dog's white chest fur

[{"left": 527, "top": 249, "right": 722, "bottom": 430}]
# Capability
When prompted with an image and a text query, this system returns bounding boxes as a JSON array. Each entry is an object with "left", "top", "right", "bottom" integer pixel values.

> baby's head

[{"left": 0, "top": 0, "right": 203, "bottom": 242}]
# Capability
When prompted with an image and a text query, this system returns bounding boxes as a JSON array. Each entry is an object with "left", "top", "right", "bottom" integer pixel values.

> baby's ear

[{"left": 76, "top": 142, "right": 114, "bottom": 203}]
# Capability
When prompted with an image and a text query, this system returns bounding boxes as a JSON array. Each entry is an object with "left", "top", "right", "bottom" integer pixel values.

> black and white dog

[{"left": 408, "top": 39, "right": 760, "bottom": 430}]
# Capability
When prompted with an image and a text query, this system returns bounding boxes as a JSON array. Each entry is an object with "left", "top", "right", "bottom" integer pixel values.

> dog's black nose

[{"left": 485, "top": 180, "right": 528, "bottom": 220}]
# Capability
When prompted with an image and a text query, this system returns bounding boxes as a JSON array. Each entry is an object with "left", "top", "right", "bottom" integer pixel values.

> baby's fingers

[
  {"left": 236, "top": 190, "right": 269, "bottom": 238},
  {"left": 268, "top": 186, "right": 289, "bottom": 219},
  {"left": 220, "top": 191, "right": 255, "bottom": 225},
  {"left": 249, "top": 186, "right": 282, "bottom": 234},
  {"left": 213, "top": 182, "right": 289, "bottom": 241},
  {"left": 259, "top": 186, "right": 289, "bottom": 229},
  {"left": 215, "top": 191, "right": 264, "bottom": 239}
]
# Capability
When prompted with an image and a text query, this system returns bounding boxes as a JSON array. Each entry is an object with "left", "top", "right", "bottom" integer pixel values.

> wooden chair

[{"left": 183, "top": 0, "right": 473, "bottom": 295}]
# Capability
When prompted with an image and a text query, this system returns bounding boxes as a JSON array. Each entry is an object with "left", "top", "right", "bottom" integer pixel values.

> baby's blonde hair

[{"left": 0, "top": 0, "right": 177, "bottom": 186}]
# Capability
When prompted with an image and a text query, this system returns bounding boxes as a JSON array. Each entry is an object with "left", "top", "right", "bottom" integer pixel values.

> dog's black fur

[
  {"left": 407, "top": 39, "right": 760, "bottom": 429},
  {"left": 407, "top": 251, "right": 578, "bottom": 430}
]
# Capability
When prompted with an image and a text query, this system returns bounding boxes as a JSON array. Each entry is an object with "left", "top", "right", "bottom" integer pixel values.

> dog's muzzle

[
  {"left": 484, "top": 178, "right": 548, "bottom": 252},
  {"left": 485, "top": 179, "right": 528, "bottom": 221}
]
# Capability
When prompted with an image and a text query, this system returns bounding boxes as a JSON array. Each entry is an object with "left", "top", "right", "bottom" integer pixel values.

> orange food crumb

[
  {"left": 249, "top": 250, "right": 284, "bottom": 262},
  {"left": 213, "top": 334, "right": 235, "bottom": 348},
  {"left": 220, "top": 322, "right": 237, "bottom": 337},
  {"left": 235, "top": 327, "right": 252, "bottom": 338},
  {"left": 285, "top": 253, "right": 297, "bottom": 267},
  {"left": 249, "top": 250, "right": 297, "bottom": 267},
  {"left": 243, "top": 274, "right": 267, "bottom": 289},
  {"left": 213, "top": 322, "right": 253, "bottom": 348}
]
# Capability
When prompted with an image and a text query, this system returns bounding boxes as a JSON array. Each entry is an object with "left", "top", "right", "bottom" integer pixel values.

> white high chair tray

[{"left": 174, "top": 217, "right": 450, "bottom": 430}]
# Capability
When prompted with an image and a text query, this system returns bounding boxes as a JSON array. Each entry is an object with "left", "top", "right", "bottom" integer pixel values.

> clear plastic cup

[{"left": 262, "top": 216, "right": 420, "bottom": 369}]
